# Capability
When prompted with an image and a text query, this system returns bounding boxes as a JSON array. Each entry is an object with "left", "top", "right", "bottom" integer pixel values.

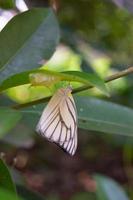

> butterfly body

[{"left": 36, "top": 87, "right": 77, "bottom": 156}]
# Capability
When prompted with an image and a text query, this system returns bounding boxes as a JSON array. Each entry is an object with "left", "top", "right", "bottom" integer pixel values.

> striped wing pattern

[{"left": 36, "top": 87, "right": 78, "bottom": 156}]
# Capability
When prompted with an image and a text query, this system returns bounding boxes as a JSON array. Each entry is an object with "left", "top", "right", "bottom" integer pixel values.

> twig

[
  {"left": 12, "top": 66, "right": 133, "bottom": 109},
  {"left": 73, "top": 66, "right": 133, "bottom": 94}
]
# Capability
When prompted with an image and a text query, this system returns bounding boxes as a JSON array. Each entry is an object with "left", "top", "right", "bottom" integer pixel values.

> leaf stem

[{"left": 12, "top": 66, "right": 133, "bottom": 109}]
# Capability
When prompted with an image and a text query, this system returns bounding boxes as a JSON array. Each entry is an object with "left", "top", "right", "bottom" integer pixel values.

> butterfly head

[{"left": 59, "top": 86, "right": 72, "bottom": 97}]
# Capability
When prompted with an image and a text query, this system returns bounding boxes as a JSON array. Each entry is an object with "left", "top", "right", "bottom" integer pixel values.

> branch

[
  {"left": 73, "top": 66, "right": 133, "bottom": 94},
  {"left": 12, "top": 66, "right": 133, "bottom": 109}
]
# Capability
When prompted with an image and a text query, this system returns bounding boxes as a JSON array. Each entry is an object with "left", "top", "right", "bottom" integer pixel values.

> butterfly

[{"left": 36, "top": 86, "right": 78, "bottom": 156}]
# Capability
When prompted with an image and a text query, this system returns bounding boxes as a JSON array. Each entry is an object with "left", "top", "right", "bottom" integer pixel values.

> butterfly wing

[
  {"left": 36, "top": 88, "right": 78, "bottom": 156},
  {"left": 36, "top": 89, "right": 62, "bottom": 139},
  {"left": 59, "top": 94, "right": 77, "bottom": 155}
]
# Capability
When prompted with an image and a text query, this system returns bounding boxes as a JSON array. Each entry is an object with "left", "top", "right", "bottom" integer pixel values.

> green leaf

[
  {"left": 0, "top": 69, "right": 108, "bottom": 96},
  {"left": 20, "top": 96, "right": 133, "bottom": 136},
  {"left": 0, "top": 71, "right": 33, "bottom": 92},
  {"left": 76, "top": 96, "right": 133, "bottom": 136},
  {"left": 0, "top": 8, "right": 60, "bottom": 83},
  {"left": 94, "top": 174, "right": 129, "bottom": 200},
  {"left": 0, "top": 107, "right": 21, "bottom": 138},
  {"left": 0, "top": 159, "right": 17, "bottom": 198},
  {"left": 3, "top": 122, "right": 34, "bottom": 148},
  {"left": 0, "top": 0, "right": 15, "bottom": 9},
  {"left": 0, "top": 69, "right": 63, "bottom": 92},
  {"left": 63, "top": 71, "right": 109, "bottom": 96},
  {"left": 0, "top": 189, "right": 22, "bottom": 200},
  {"left": 20, "top": 104, "right": 43, "bottom": 129}
]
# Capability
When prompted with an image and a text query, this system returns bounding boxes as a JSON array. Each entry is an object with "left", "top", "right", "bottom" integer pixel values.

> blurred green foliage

[
  {"left": 0, "top": 0, "right": 15, "bottom": 9},
  {"left": 59, "top": 0, "right": 133, "bottom": 65}
]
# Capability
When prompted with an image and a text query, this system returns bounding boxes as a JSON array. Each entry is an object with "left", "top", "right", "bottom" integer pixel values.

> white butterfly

[{"left": 36, "top": 86, "right": 78, "bottom": 156}]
